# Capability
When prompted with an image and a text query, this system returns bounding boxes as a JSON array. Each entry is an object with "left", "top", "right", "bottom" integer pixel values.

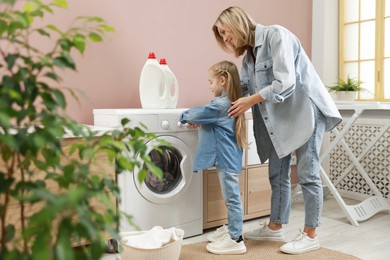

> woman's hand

[{"left": 228, "top": 93, "right": 263, "bottom": 117}]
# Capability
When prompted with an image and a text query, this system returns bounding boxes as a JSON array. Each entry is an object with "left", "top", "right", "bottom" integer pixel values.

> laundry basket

[{"left": 119, "top": 228, "right": 184, "bottom": 260}]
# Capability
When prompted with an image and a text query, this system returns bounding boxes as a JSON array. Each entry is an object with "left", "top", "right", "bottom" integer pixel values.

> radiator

[{"left": 329, "top": 122, "right": 390, "bottom": 199}]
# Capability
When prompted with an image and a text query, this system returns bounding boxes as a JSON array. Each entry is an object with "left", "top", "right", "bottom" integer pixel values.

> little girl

[{"left": 180, "top": 61, "right": 247, "bottom": 255}]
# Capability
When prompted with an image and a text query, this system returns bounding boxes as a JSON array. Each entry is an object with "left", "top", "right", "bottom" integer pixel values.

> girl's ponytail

[
  {"left": 235, "top": 115, "right": 247, "bottom": 149},
  {"left": 210, "top": 60, "right": 247, "bottom": 149}
]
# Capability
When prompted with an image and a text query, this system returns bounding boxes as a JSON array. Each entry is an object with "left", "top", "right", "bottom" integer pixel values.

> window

[{"left": 340, "top": 0, "right": 389, "bottom": 101}]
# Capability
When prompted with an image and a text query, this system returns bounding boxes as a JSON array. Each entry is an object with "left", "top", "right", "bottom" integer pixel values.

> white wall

[
  {"left": 27, "top": 0, "right": 313, "bottom": 124},
  {"left": 312, "top": 0, "right": 339, "bottom": 173},
  {"left": 312, "top": 0, "right": 339, "bottom": 86}
]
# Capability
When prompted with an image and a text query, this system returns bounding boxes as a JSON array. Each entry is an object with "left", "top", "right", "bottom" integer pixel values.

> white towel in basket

[{"left": 122, "top": 226, "right": 179, "bottom": 249}]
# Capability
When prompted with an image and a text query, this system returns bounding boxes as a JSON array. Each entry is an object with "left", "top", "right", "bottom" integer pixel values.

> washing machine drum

[
  {"left": 134, "top": 135, "right": 194, "bottom": 204},
  {"left": 145, "top": 146, "right": 182, "bottom": 193}
]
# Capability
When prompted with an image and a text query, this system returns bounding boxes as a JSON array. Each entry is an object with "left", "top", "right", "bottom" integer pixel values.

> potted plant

[
  {"left": 327, "top": 75, "right": 363, "bottom": 101},
  {"left": 0, "top": 1, "right": 162, "bottom": 259}
]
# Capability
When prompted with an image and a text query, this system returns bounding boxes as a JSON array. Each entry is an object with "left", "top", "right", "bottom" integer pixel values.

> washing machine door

[{"left": 134, "top": 135, "right": 194, "bottom": 204}]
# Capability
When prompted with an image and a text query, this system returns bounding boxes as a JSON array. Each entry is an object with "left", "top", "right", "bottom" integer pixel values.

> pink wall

[{"left": 46, "top": 0, "right": 312, "bottom": 124}]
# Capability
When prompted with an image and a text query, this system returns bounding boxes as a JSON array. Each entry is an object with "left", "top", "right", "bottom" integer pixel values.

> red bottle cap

[
  {"left": 148, "top": 52, "right": 156, "bottom": 59},
  {"left": 159, "top": 58, "right": 167, "bottom": 65}
]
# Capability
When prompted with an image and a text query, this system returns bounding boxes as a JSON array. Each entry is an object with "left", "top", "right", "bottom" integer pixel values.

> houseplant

[
  {"left": 0, "top": 0, "right": 162, "bottom": 259},
  {"left": 327, "top": 75, "right": 363, "bottom": 101}
]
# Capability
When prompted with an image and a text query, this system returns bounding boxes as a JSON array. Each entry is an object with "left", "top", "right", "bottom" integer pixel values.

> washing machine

[{"left": 93, "top": 108, "right": 203, "bottom": 238}]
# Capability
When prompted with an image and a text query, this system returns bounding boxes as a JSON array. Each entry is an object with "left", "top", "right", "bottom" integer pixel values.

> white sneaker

[
  {"left": 280, "top": 230, "right": 320, "bottom": 254},
  {"left": 206, "top": 234, "right": 246, "bottom": 255},
  {"left": 244, "top": 222, "right": 286, "bottom": 241},
  {"left": 206, "top": 225, "right": 229, "bottom": 242}
]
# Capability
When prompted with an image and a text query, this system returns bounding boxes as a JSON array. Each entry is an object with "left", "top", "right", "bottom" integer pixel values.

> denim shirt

[
  {"left": 241, "top": 24, "right": 342, "bottom": 163},
  {"left": 180, "top": 93, "right": 243, "bottom": 172}
]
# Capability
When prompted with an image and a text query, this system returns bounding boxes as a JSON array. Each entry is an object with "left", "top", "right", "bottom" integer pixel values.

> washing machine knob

[
  {"left": 177, "top": 121, "right": 188, "bottom": 128},
  {"left": 161, "top": 120, "right": 170, "bottom": 130}
]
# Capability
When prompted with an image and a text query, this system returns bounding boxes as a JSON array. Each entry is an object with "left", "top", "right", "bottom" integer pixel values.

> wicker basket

[{"left": 119, "top": 228, "right": 184, "bottom": 260}]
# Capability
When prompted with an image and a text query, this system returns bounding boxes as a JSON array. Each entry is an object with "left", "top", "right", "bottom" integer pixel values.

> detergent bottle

[
  {"left": 159, "top": 58, "right": 179, "bottom": 108},
  {"left": 139, "top": 52, "right": 167, "bottom": 109}
]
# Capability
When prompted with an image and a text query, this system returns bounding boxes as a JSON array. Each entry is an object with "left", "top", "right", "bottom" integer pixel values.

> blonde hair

[
  {"left": 209, "top": 61, "right": 247, "bottom": 149},
  {"left": 212, "top": 6, "right": 256, "bottom": 57}
]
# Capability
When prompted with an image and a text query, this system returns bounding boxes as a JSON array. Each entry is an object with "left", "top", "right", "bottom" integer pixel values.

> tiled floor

[{"left": 101, "top": 197, "right": 390, "bottom": 260}]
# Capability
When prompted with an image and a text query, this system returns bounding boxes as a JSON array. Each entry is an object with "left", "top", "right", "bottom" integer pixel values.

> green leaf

[
  {"left": 6, "top": 53, "right": 18, "bottom": 69},
  {"left": 44, "top": 71, "right": 61, "bottom": 81},
  {"left": 32, "top": 134, "right": 46, "bottom": 148},
  {"left": 24, "top": 3, "right": 35, "bottom": 12},
  {"left": 0, "top": 20, "right": 7, "bottom": 36},
  {"left": 0, "top": 173, "right": 14, "bottom": 193},
  {"left": 137, "top": 168, "right": 147, "bottom": 184},
  {"left": 33, "top": 188, "right": 57, "bottom": 203},
  {"left": 59, "top": 38, "right": 72, "bottom": 51},
  {"left": 121, "top": 118, "right": 130, "bottom": 126},
  {"left": 37, "top": 28, "right": 50, "bottom": 37},
  {"left": 46, "top": 24, "right": 63, "bottom": 35},
  {"left": 87, "top": 16, "right": 104, "bottom": 23},
  {"left": 0, "top": 132, "right": 16, "bottom": 150},
  {"left": 31, "top": 228, "right": 51, "bottom": 260},
  {"left": 79, "top": 213, "right": 98, "bottom": 238},
  {"left": 100, "top": 24, "right": 115, "bottom": 32},
  {"left": 3, "top": 75, "right": 16, "bottom": 89},
  {"left": 30, "top": 9, "right": 44, "bottom": 18},
  {"left": 144, "top": 158, "right": 163, "bottom": 179},
  {"left": 8, "top": 21, "right": 23, "bottom": 34},
  {"left": 41, "top": 4, "right": 54, "bottom": 14},
  {"left": 55, "top": 219, "right": 74, "bottom": 260},
  {"left": 14, "top": 12, "right": 30, "bottom": 28},
  {"left": 0, "top": 0, "right": 17, "bottom": 5},
  {"left": 68, "top": 187, "right": 87, "bottom": 204},
  {"left": 0, "top": 112, "right": 11, "bottom": 128},
  {"left": 80, "top": 146, "right": 94, "bottom": 159},
  {"left": 53, "top": 0, "right": 69, "bottom": 9},
  {"left": 89, "top": 237, "right": 106, "bottom": 260},
  {"left": 117, "top": 157, "right": 134, "bottom": 171},
  {"left": 6, "top": 88, "right": 22, "bottom": 100},
  {"left": 73, "top": 34, "right": 86, "bottom": 54},
  {"left": 5, "top": 224, "right": 15, "bottom": 242},
  {"left": 89, "top": 32, "right": 103, "bottom": 42},
  {"left": 53, "top": 55, "right": 75, "bottom": 70}
]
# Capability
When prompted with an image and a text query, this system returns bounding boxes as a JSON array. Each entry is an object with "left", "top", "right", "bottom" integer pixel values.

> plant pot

[{"left": 331, "top": 91, "right": 357, "bottom": 102}]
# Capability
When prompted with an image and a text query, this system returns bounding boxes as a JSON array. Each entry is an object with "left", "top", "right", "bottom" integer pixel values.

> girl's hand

[{"left": 187, "top": 123, "right": 200, "bottom": 129}]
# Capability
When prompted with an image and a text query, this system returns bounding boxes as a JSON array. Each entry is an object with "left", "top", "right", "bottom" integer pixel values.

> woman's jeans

[
  {"left": 217, "top": 167, "right": 243, "bottom": 240},
  {"left": 268, "top": 104, "right": 326, "bottom": 228}
]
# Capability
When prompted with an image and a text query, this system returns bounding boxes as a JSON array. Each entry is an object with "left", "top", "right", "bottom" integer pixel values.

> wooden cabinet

[
  {"left": 246, "top": 166, "right": 271, "bottom": 216},
  {"left": 203, "top": 117, "right": 272, "bottom": 229},
  {"left": 203, "top": 165, "right": 271, "bottom": 229},
  {"left": 203, "top": 170, "right": 245, "bottom": 227},
  {"left": 1, "top": 137, "right": 116, "bottom": 247}
]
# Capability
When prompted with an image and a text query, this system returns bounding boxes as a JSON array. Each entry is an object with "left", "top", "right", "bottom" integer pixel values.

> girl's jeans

[
  {"left": 217, "top": 167, "right": 243, "bottom": 240},
  {"left": 268, "top": 103, "right": 326, "bottom": 228}
]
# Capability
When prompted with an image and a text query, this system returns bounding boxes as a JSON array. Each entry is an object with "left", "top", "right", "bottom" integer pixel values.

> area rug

[{"left": 180, "top": 241, "right": 360, "bottom": 259}]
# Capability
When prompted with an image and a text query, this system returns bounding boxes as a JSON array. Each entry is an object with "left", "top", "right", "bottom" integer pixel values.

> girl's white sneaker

[
  {"left": 244, "top": 222, "right": 286, "bottom": 241},
  {"left": 206, "top": 225, "right": 229, "bottom": 242},
  {"left": 206, "top": 234, "right": 246, "bottom": 255}
]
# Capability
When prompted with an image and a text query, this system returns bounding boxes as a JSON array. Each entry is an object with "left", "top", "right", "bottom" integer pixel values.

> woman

[{"left": 212, "top": 6, "right": 341, "bottom": 255}]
